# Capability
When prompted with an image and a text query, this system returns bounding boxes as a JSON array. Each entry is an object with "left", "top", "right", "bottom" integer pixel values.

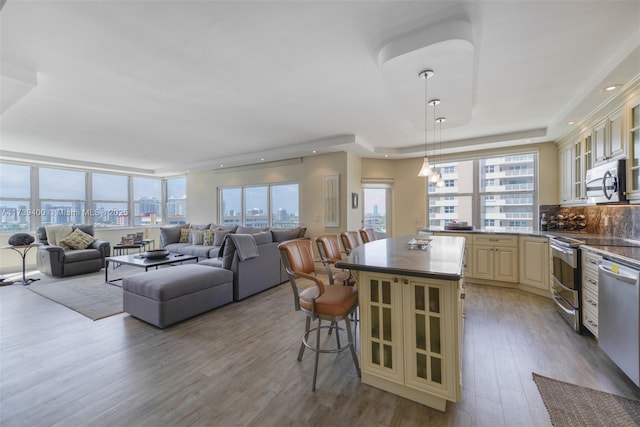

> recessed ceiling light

[
  {"left": 567, "top": 121, "right": 577, "bottom": 125},
  {"left": 603, "top": 84, "right": 621, "bottom": 92},
  {"left": 260, "top": 158, "right": 265, "bottom": 161},
  {"left": 312, "top": 150, "right": 317, "bottom": 154},
  {"left": 219, "top": 164, "right": 224, "bottom": 167},
  {"left": 384, "top": 154, "right": 389, "bottom": 158}
]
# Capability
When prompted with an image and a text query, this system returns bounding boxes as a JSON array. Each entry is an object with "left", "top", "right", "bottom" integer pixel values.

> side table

[{"left": 1, "top": 243, "right": 42, "bottom": 285}]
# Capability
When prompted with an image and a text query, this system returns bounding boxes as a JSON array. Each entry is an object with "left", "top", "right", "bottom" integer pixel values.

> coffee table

[{"left": 105, "top": 253, "right": 198, "bottom": 285}]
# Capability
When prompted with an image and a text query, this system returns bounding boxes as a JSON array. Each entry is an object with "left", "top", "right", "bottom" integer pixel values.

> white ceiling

[{"left": 1, "top": 1, "right": 639, "bottom": 176}]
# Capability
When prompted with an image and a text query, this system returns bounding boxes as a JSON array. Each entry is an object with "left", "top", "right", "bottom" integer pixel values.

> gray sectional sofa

[{"left": 159, "top": 224, "right": 306, "bottom": 301}]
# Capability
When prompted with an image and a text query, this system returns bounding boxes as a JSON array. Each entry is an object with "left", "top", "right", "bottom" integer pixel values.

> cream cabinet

[
  {"left": 581, "top": 250, "right": 602, "bottom": 337},
  {"left": 359, "top": 272, "right": 462, "bottom": 411},
  {"left": 471, "top": 235, "right": 518, "bottom": 283},
  {"left": 519, "top": 236, "right": 549, "bottom": 291},
  {"left": 594, "top": 106, "right": 626, "bottom": 165}
]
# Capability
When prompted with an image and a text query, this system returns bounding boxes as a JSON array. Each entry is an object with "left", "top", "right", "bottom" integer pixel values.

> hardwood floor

[{"left": 1, "top": 278, "right": 639, "bottom": 426}]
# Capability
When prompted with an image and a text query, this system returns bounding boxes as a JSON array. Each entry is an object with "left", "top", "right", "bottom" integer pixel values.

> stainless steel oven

[{"left": 549, "top": 235, "right": 585, "bottom": 332}]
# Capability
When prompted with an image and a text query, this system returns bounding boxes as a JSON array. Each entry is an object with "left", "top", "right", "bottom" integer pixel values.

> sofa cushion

[
  {"left": 178, "top": 228, "right": 190, "bottom": 243},
  {"left": 236, "top": 226, "right": 269, "bottom": 234},
  {"left": 213, "top": 228, "right": 234, "bottom": 246},
  {"left": 271, "top": 227, "right": 301, "bottom": 242},
  {"left": 253, "top": 231, "right": 273, "bottom": 245},
  {"left": 179, "top": 245, "right": 214, "bottom": 259},
  {"left": 123, "top": 264, "right": 233, "bottom": 301},
  {"left": 59, "top": 228, "right": 96, "bottom": 250},
  {"left": 160, "top": 225, "right": 189, "bottom": 246},
  {"left": 189, "top": 223, "right": 211, "bottom": 230},
  {"left": 198, "top": 258, "right": 224, "bottom": 268},
  {"left": 164, "top": 243, "right": 191, "bottom": 253},
  {"left": 64, "top": 248, "right": 102, "bottom": 262}
]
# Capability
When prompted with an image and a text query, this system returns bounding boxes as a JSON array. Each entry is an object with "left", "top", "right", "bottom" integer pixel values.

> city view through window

[
  {"left": 428, "top": 153, "right": 537, "bottom": 231},
  {"left": 220, "top": 184, "right": 299, "bottom": 229},
  {"left": 0, "top": 163, "right": 186, "bottom": 231}
]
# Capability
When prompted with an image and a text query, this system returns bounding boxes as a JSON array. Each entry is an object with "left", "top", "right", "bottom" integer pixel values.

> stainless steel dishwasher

[{"left": 598, "top": 259, "right": 640, "bottom": 387}]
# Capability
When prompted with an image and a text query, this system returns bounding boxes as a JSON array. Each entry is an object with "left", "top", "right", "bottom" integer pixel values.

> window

[
  {"left": 166, "top": 177, "right": 187, "bottom": 224},
  {"left": 443, "top": 166, "right": 455, "bottom": 174},
  {"left": 428, "top": 153, "right": 537, "bottom": 231},
  {"left": 271, "top": 183, "right": 299, "bottom": 228},
  {"left": 133, "top": 177, "right": 162, "bottom": 226},
  {"left": 1, "top": 162, "right": 186, "bottom": 229},
  {"left": 219, "top": 183, "right": 300, "bottom": 228},
  {"left": 39, "top": 167, "right": 86, "bottom": 226},
  {"left": 244, "top": 186, "right": 268, "bottom": 228},
  {"left": 92, "top": 173, "right": 129, "bottom": 227},
  {"left": 0, "top": 163, "right": 31, "bottom": 231}
]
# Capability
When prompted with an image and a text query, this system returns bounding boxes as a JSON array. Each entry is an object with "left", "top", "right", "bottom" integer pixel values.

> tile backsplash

[{"left": 540, "top": 204, "right": 640, "bottom": 238}]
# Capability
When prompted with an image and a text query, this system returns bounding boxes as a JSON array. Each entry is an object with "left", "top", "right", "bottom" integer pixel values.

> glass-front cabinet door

[
  {"left": 360, "top": 274, "right": 404, "bottom": 384},
  {"left": 403, "top": 278, "right": 458, "bottom": 400}
]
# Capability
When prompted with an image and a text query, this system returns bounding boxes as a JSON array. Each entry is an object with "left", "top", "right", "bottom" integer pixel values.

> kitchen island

[{"left": 336, "top": 235, "right": 465, "bottom": 411}]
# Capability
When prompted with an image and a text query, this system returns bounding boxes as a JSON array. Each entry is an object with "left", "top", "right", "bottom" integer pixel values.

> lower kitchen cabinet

[
  {"left": 359, "top": 272, "right": 463, "bottom": 411},
  {"left": 471, "top": 235, "right": 518, "bottom": 283},
  {"left": 519, "top": 236, "right": 550, "bottom": 291}
]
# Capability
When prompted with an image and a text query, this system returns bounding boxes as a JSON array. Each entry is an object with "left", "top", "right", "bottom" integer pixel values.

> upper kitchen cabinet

[
  {"left": 628, "top": 99, "right": 640, "bottom": 202},
  {"left": 558, "top": 136, "right": 588, "bottom": 205},
  {"left": 593, "top": 105, "right": 626, "bottom": 166}
]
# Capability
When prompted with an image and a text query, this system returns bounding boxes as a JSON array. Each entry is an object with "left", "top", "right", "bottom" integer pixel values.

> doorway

[{"left": 362, "top": 187, "right": 391, "bottom": 238}]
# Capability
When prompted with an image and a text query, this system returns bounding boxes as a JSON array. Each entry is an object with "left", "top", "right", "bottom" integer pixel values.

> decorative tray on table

[{"left": 407, "top": 238, "right": 432, "bottom": 250}]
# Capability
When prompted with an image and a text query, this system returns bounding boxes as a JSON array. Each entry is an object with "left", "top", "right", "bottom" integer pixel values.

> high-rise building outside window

[
  {"left": 166, "top": 177, "right": 187, "bottom": 224},
  {"left": 133, "top": 177, "right": 162, "bottom": 226},
  {"left": 40, "top": 168, "right": 86, "bottom": 226},
  {"left": 0, "top": 163, "right": 31, "bottom": 231},
  {"left": 428, "top": 153, "right": 537, "bottom": 231}
]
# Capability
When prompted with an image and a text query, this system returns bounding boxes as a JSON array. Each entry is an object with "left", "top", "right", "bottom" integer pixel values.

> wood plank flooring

[{"left": 1, "top": 278, "right": 639, "bottom": 426}]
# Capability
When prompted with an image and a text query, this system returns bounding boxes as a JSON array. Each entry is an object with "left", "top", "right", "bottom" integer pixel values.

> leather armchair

[{"left": 36, "top": 225, "right": 111, "bottom": 278}]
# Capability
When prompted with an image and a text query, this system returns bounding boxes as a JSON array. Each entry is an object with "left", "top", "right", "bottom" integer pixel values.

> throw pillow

[
  {"left": 253, "top": 230, "right": 273, "bottom": 245},
  {"left": 59, "top": 228, "right": 96, "bottom": 250},
  {"left": 179, "top": 228, "right": 190, "bottom": 243},
  {"left": 189, "top": 223, "right": 211, "bottom": 230},
  {"left": 213, "top": 228, "right": 234, "bottom": 246},
  {"left": 202, "top": 229, "right": 216, "bottom": 246},
  {"left": 271, "top": 228, "right": 301, "bottom": 242},
  {"left": 190, "top": 230, "right": 205, "bottom": 245},
  {"left": 160, "top": 225, "right": 183, "bottom": 246}
]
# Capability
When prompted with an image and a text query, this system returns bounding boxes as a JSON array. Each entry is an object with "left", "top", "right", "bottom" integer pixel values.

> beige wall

[{"left": 0, "top": 142, "right": 559, "bottom": 275}]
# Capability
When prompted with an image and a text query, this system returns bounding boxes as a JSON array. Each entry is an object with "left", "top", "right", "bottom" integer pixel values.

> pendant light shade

[{"left": 418, "top": 157, "right": 433, "bottom": 177}]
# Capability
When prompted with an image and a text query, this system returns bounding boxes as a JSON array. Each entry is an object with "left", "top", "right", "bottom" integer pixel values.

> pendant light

[
  {"left": 435, "top": 116, "right": 446, "bottom": 187},
  {"left": 428, "top": 99, "right": 440, "bottom": 183},
  {"left": 417, "top": 70, "right": 434, "bottom": 177}
]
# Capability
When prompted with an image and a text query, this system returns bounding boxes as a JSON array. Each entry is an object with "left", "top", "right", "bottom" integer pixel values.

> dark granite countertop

[{"left": 335, "top": 235, "right": 465, "bottom": 281}]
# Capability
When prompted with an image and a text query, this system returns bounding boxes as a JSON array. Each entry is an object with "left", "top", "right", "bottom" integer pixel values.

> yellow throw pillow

[
  {"left": 59, "top": 228, "right": 96, "bottom": 250},
  {"left": 202, "top": 229, "right": 216, "bottom": 246},
  {"left": 179, "top": 228, "right": 190, "bottom": 243}
]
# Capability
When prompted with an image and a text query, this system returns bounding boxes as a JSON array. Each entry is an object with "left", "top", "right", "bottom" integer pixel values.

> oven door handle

[
  {"left": 549, "top": 243, "right": 574, "bottom": 255},
  {"left": 552, "top": 275, "right": 578, "bottom": 294},
  {"left": 552, "top": 293, "right": 575, "bottom": 315}
]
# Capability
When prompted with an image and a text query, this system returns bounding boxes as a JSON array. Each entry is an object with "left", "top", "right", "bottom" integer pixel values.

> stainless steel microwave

[{"left": 585, "top": 159, "right": 627, "bottom": 204}]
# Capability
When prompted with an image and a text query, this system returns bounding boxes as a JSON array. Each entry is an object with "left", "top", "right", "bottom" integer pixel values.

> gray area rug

[
  {"left": 533, "top": 372, "right": 640, "bottom": 427},
  {"left": 26, "top": 271, "right": 124, "bottom": 321}
]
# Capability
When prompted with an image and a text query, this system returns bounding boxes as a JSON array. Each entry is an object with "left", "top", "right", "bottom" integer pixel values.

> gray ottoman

[{"left": 122, "top": 264, "right": 233, "bottom": 328}]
